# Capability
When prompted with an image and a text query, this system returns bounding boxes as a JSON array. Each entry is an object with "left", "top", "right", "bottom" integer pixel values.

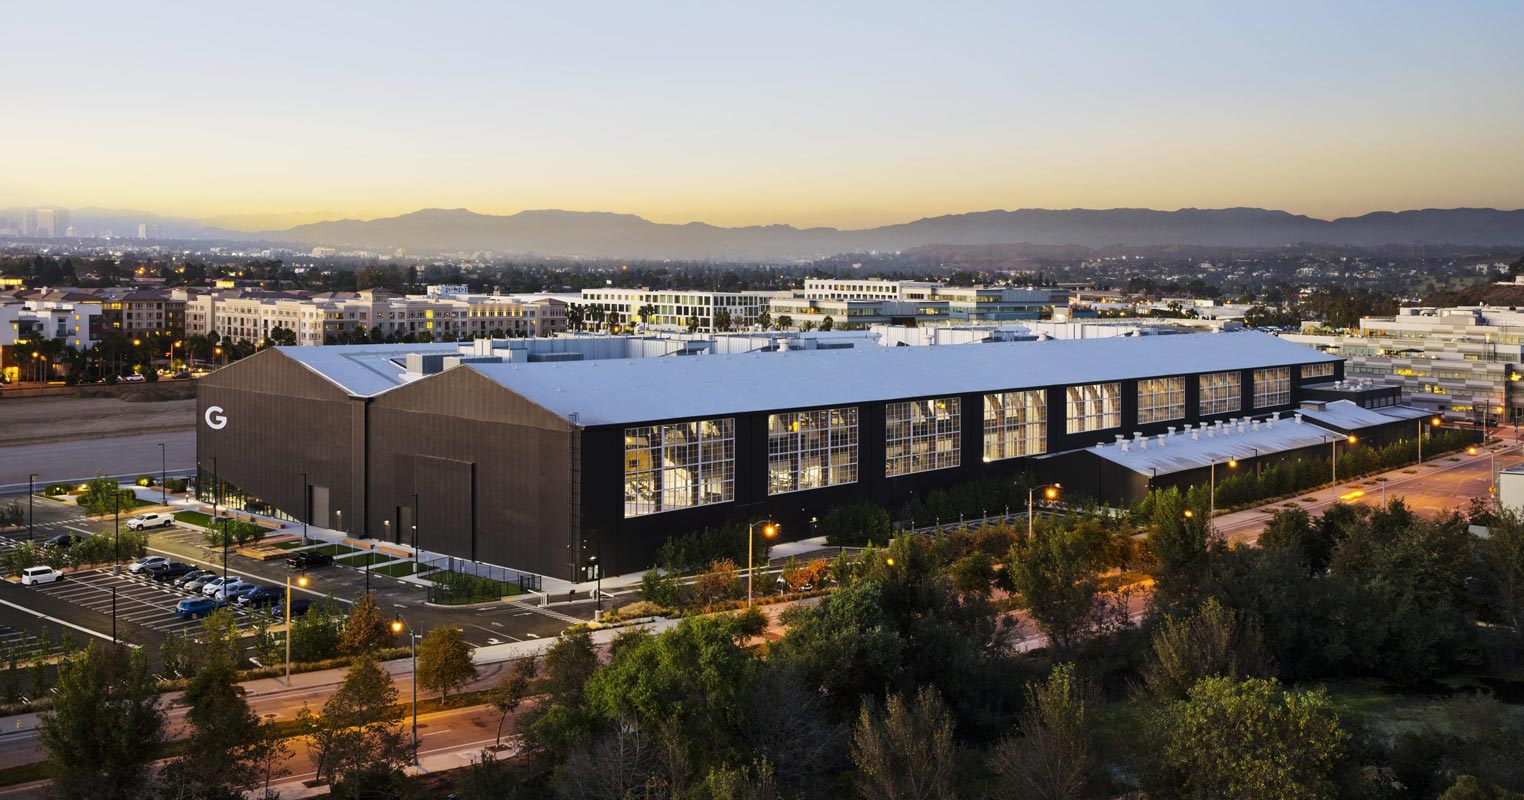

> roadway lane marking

[{"left": 0, "top": 596, "right": 121, "bottom": 644}]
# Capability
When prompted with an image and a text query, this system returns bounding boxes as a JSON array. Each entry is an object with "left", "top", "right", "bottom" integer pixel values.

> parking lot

[{"left": 27, "top": 566, "right": 277, "bottom": 639}]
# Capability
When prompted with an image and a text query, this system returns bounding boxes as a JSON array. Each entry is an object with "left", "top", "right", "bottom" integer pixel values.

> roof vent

[
  {"left": 1167, "top": 426, "right": 1177, "bottom": 438},
  {"left": 1191, "top": 428, "right": 1200, "bottom": 441},
  {"left": 1294, "top": 412, "right": 1303, "bottom": 424},
  {"left": 1157, "top": 433, "right": 1166, "bottom": 447},
  {"left": 1121, "top": 440, "right": 1130, "bottom": 453}
]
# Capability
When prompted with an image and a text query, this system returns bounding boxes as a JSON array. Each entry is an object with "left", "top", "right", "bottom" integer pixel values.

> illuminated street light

[
  {"left": 747, "top": 520, "right": 779, "bottom": 607},
  {"left": 1028, "top": 483, "right": 1061, "bottom": 540}
]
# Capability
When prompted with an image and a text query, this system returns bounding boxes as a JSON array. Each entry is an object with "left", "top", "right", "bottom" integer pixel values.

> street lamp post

[
  {"left": 390, "top": 616, "right": 420, "bottom": 764},
  {"left": 113, "top": 491, "right": 121, "bottom": 575},
  {"left": 1330, "top": 434, "right": 1356, "bottom": 486},
  {"left": 1419, "top": 417, "right": 1440, "bottom": 464},
  {"left": 1028, "top": 483, "right": 1061, "bottom": 540},
  {"left": 28, "top": 473, "right": 37, "bottom": 541},
  {"left": 158, "top": 442, "right": 167, "bottom": 505},
  {"left": 283, "top": 573, "right": 309, "bottom": 685},
  {"left": 746, "top": 520, "right": 779, "bottom": 607},
  {"left": 412, "top": 492, "right": 420, "bottom": 573},
  {"left": 1209, "top": 458, "right": 1238, "bottom": 532}
]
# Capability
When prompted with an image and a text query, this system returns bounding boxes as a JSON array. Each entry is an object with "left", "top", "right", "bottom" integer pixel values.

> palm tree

[
  {"left": 713, "top": 309, "right": 732, "bottom": 332},
  {"left": 757, "top": 310, "right": 772, "bottom": 330},
  {"left": 777, "top": 315, "right": 794, "bottom": 331},
  {"left": 637, "top": 303, "right": 657, "bottom": 324},
  {"left": 566, "top": 305, "right": 585, "bottom": 330},
  {"left": 686, "top": 316, "right": 701, "bottom": 333}
]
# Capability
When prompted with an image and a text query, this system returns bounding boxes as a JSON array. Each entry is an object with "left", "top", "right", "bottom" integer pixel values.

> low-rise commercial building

[
  {"left": 1282, "top": 305, "right": 1524, "bottom": 425},
  {"left": 200, "top": 331, "right": 1362, "bottom": 579}
]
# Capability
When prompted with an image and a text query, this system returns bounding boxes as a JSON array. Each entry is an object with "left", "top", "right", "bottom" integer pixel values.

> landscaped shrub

[
  {"left": 135, "top": 475, "right": 156, "bottom": 487},
  {"left": 44, "top": 484, "right": 70, "bottom": 496},
  {"left": 164, "top": 478, "right": 188, "bottom": 494}
]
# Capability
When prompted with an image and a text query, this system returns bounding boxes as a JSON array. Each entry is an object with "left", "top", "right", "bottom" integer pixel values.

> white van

[{"left": 20, "top": 566, "right": 62, "bottom": 586}]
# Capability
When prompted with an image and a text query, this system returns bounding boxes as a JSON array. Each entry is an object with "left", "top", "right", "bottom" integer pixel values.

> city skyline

[{"left": 5, "top": 1, "right": 1523, "bottom": 229}]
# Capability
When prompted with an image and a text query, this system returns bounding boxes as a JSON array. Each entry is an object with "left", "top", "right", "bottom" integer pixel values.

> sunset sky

[{"left": 4, "top": 1, "right": 1522, "bottom": 230}]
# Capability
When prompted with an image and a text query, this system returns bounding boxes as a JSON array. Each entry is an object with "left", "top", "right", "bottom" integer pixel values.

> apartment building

[
  {"left": 572, "top": 288, "right": 774, "bottom": 332},
  {"left": 797, "top": 278, "right": 1068, "bottom": 322},
  {"left": 185, "top": 289, "right": 567, "bottom": 345}
]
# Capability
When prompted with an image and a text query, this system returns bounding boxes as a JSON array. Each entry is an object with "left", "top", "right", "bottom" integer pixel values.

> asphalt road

[
  {"left": 0, "top": 432, "right": 196, "bottom": 489},
  {"left": 1215, "top": 441, "right": 1523, "bottom": 543}
]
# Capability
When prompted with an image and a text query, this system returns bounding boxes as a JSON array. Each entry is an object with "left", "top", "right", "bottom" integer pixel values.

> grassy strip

[
  {"left": 0, "top": 761, "right": 46, "bottom": 788},
  {"left": 372, "top": 560, "right": 427, "bottom": 578},
  {"left": 307, "top": 543, "right": 359, "bottom": 557},
  {"left": 336, "top": 552, "right": 392, "bottom": 568},
  {"left": 174, "top": 510, "right": 215, "bottom": 527}
]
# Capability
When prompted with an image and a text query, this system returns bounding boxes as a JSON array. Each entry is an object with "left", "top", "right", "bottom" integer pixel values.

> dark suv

[{"left": 286, "top": 551, "right": 333, "bottom": 569}]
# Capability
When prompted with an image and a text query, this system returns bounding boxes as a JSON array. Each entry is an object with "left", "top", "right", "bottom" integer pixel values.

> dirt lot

[{"left": 0, "top": 395, "right": 195, "bottom": 447}]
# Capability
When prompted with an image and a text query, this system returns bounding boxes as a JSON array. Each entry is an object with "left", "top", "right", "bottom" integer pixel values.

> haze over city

[{"left": 6, "top": 0, "right": 1524, "bottom": 230}]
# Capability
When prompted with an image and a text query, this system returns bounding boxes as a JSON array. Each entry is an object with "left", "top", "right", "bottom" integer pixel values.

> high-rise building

[
  {"left": 34, "top": 209, "right": 68, "bottom": 238},
  {"left": 138, "top": 224, "right": 149, "bottom": 239},
  {"left": 19, "top": 209, "right": 37, "bottom": 237}
]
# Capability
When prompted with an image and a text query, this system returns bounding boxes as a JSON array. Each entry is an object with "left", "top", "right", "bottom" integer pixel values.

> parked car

[
  {"left": 127, "top": 555, "right": 170, "bottom": 574},
  {"left": 200, "top": 575, "right": 236, "bottom": 596},
  {"left": 20, "top": 566, "right": 62, "bottom": 586},
  {"left": 237, "top": 585, "right": 284, "bottom": 608},
  {"left": 271, "top": 598, "right": 313, "bottom": 618},
  {"left": 211, "top": 578, "right": 253, "bottom": 600},
  {"left": 171, "top": 371, "right": 191, "bottom": 380},
  {"left": 175, "top": 569, "right": 214, "bottom": 588},
  {"left": 150, "top": 562, "right": 197, "bottom": 582},
  {"left": 122, "top": 374, "right": 145, "bottom": 382},
  {"left": 220, "top": 582, "right": 260, "bottom": 602},
  {"left": 126, "top": 513, "right": 174, "bottom": 531},
  {"left": 175, "top": 597, "right": 225, "bottom": 618},
  {"left": 43, "top": 533, "right": 84, "bottom": 548},
  {"left": 286, "top": 551, "right": 334, "bottom": 569}
]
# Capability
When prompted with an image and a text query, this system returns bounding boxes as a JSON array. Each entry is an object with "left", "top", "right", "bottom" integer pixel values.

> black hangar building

[{"left": 196, "top": 332, "right": 1347, "bottom": 580}]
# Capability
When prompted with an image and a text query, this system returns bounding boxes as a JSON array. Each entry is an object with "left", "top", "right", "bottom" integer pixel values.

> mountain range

[
  {"left": 270, "top": 207, "right": 1524, "bottom": 260},
  {"left": 9, "top": 205, "right": 1524, "bottom": 259}
]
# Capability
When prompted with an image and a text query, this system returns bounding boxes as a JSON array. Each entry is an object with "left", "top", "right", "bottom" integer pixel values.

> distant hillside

[{"left": 269, "top": 207, "right": 1524, "bottom": 260}]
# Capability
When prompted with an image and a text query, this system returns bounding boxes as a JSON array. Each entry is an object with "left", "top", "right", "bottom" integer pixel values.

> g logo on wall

[{"left": 204, "top": 405, "right": 228, "bottom": 430}]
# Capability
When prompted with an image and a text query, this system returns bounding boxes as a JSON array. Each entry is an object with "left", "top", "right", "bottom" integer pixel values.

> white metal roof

[
  {"left": 467, "top": 331, "right": 1339, "bottom": 426},
  {"left": 279, "top": 343, "right": 461, "bottom": 396},
  {"left": 1089, "top": 415, "right": 1345, "bottom": 475},
  {"left": 1297, "top": 400, "right": 1430, "bottom": 430}
]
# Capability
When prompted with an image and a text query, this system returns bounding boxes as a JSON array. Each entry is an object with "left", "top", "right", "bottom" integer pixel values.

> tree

[
  {"left": 298, "top": 655, "right": 411, "bottom": 790},
  {"left": 1258, "top": 507, "right": 1327, "bottom": 573},
  {"left": 988, "top": 663, "right": 1099, "bottom": 800},
  {"left": 0, "top": 500, "right": 23, "bottom": 529},
  {"left": 79, "top": 473, "right": 133, "bottom": 517},
  {"left": 541, "top": 628, "right": 599, "bottom": 707},
  {"left": 1475, "top": 507, "right": 1524, "bottom": 659},
  {"left": 776, "top": 314, "right": 793, "bottom": 330},
  {"left": 756, "top": 310, "right": 772, "bottom": 330},
  {"left": 819, "top": 315, "right": 835, "bottom": 332},
  {"left": 694, "top": 558, "right": 738, "bottom": 605},
  {"left": 850, "top": 686, "right": 956, "bottom": 800},
  {"left": 1145, "top": 677, "right": 1346, "bottom": 800},
  {"left": 1007, "top": 522, "right": 1103, "bottom": 652},
  {"left": 1141, "top": 597, "right": 1271, "bottom": 702},
  {"left": 418, "top": 625, "right": 478, "bottom": 700},
  {"left": 38, "top": 643, "right": 165, "bottom": 800},
  {"left": 338, "top": 592, "right": 394, "bottom": 656},
  {"left": 1145, "top": 486, "right": 1214, "bottom": 612},
  {"left": 453, "top": 750, "right": 523, "bottom": 800},
  {"left": 491, "top": 657, "right": 538, "bottom": 750},
  {"left": 636, "top": 303, "right": 656, "bottom": 324},
  {"left": 713, "top": 308, "right": 732, "bottom": 332},
  {"left": 160, "top": 660, "right": 268, "bottom": 800}
]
